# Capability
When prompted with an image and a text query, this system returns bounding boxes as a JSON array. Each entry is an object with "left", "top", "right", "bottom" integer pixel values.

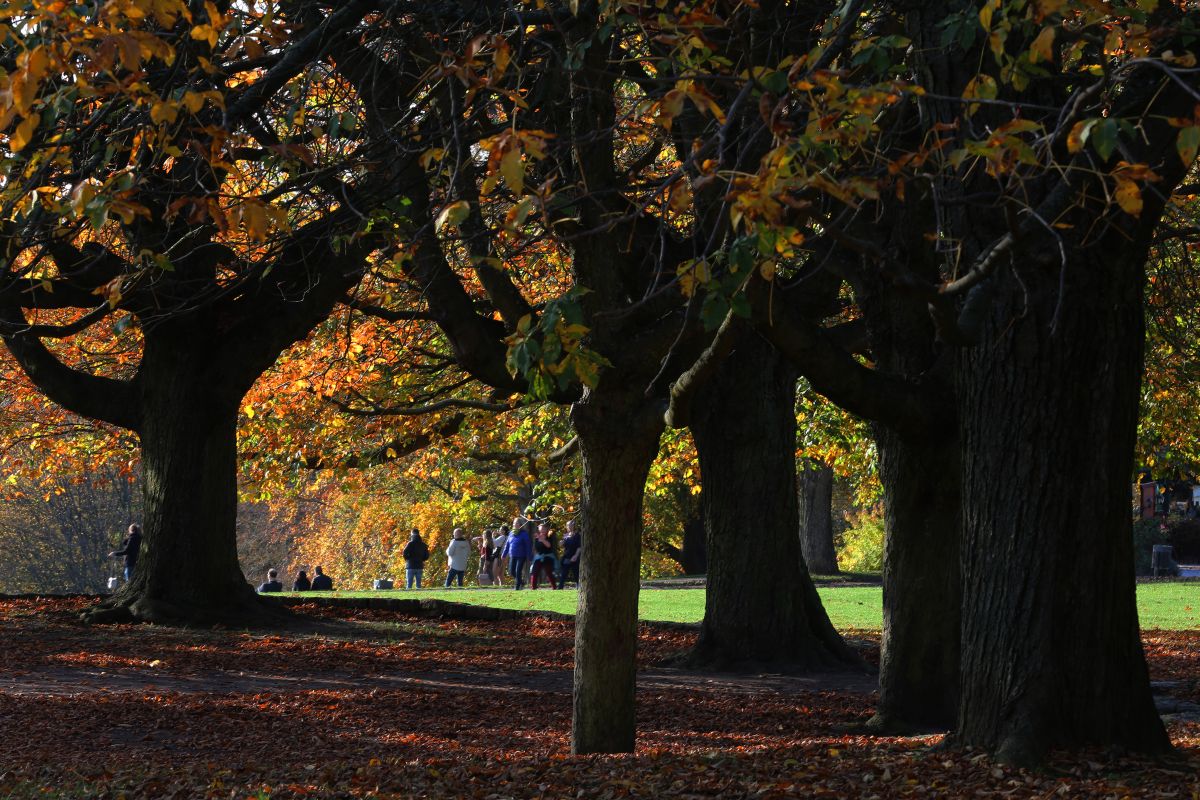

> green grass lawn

[{"left": 287, "top": 581, "right": 1197, "bottom": 631}]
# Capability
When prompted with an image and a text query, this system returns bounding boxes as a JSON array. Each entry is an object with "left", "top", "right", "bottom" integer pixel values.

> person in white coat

[{"left": 445, "top": 528, "right": 472, "bottom": 587}]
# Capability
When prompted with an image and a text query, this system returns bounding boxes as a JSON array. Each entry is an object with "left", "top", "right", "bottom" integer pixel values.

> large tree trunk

[
  {"left": 571, "top": 385, "right": 664, "bottom": 754},
  {"left": 797, "top": 460, "right": 838, "bottom": 575},
  {"left": 689, "top": 334, "right": 859, "bottom": 669},
  {"left": 869, "top": 429, "right": 961, "bottom": 732},
  {"left": 83, "top": 350, "right": 276, "bottom": 626},
  {"left": 953, "top": 247, "right": 1167, "bottom": 765}
]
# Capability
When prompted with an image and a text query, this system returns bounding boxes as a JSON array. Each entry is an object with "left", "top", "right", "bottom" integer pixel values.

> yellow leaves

[
  {"left": 190, "top": 24, "right": 219, "bottom": 48},
  {"left": 654, "top": 81, "right": 726, "bottom": 132},
  {"left": 1028, "top": 26, "right": 1056, "bottom": 64},
  {"left": 1114, "top": 179, "right": 1142, "bottom": 217},
  {"left": 93, "top": 278, "right": 124, "bottom": 309},
  {"left": 676, "top": 258, "right": 711, "bottom": 298},
  {"left": 961, "top": 74, "right": 997, "bottom": 115},
  {"left": 978, "top": 0, "right": 1000, "bottom": 31},
  {"left": 500, "top": 147, "right": 525, "bottom": 196},
  {"left": 150, "top": 100, "right": 179, "bottom": 126},
  {"left": 10, "top": 113, "right": 39, "bottom": 153},
  {"left": 435, "top": 200, "right": 471, "bottom": 233}
]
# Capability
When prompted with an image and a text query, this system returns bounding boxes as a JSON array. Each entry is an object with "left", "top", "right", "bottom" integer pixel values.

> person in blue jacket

[{"left": 503, "top": 519, "right": 533, "bottom": 590}]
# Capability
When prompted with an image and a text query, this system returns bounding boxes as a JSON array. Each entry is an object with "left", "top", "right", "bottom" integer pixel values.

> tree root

[{"left": 81, "top": 588, "right": 292, "bottom": 628}]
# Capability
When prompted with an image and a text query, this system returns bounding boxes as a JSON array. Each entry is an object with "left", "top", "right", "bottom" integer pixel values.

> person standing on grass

[
  {"left": 531, "top": 524, "right": 558, "bottom": 590},
  {"left": 504, "top": 519, "right": 532, "bottom": 590},
  {"left": 107, "top": 523, "right": 142, "bottom": 582},
  {"left": 403, "top": 528, "right": 430, "bottom": 589},
  {"left": 558, "top": 519, "right": 580, "bottom": 589},
  {"left": 473, "top": 530, "right": 497, "bottom": 585},
  {"left": 258, "top": 569, "right": 283, "bottom": 593},
  {"left": 445, "top": 528, "right": 471, "bottom": 587},
  {"left": 292, "top": 569, "right": 311, "bottom": 591},
  {"left": 310, "top": 566, "right": 333, "bottom": 591},
  {"left": 492, "top": 525, "right": 509, "bottom": 585}
]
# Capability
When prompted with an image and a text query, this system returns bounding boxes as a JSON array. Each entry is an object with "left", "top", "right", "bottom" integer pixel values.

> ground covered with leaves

[{"left": 0, "top": 598, "right": 1196, "bottom": 799}]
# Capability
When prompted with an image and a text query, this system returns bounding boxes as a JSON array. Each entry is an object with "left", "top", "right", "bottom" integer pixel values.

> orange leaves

[
  {"left": 476, "top": 129, "right": 553, "bottom": 198},
  {"left": 654, "top": 80, "right": 726, "bottom": 132}
]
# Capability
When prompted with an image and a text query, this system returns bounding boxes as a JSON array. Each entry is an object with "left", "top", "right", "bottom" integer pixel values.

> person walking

[
  {"left": 503, "top": 519, "right": 533, "bottom": 590},
  {"left": 403, "top": 528, "right": 430, "bottom": 589},
  {"left": 491, "top": 525, "right": 509, "bottom": 585},
  {"left": 531, "top": 524, "right": 558, "bottom": 590},
  {"left": 475, "top": 530, "right": 497, "bottom": 586},
  {"left": 107, "top": 523, "right": 142, "bottom": 582},
  {"left": 292, "top": 569, "right": 311, "bottom": 591},
  {"left": 310, "top": 566, "right": 333, "bottom": 591},
  {"left": 558, "top": 519, "right": 580, "bottom": 588},
  {"left": 445, "top": 528, "right": 471, "bottom": 587}
]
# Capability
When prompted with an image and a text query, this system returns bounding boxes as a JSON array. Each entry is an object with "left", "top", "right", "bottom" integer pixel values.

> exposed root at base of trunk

[
  {"left": 863, "top": 711, "right": 951, "bottom": 737},
  {"left": 80, "top": 589, "right": 292, "bottom": 628}
]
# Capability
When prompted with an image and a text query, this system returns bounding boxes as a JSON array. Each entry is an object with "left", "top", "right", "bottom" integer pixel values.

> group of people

[
  {"left": 258, "top": 565, "right": 333, "bottom": 593},
  {"left": 402, "top": 517, "right": 581, "bottom": 590}
]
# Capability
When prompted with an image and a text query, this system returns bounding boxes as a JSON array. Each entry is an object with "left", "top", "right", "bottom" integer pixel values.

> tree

[{"left": 0, "top": 0, "right": 407, "bottom": 623}]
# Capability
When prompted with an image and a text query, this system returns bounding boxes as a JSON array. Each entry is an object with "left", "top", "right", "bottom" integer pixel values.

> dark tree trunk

[
  {"left": 677, "top": 507, "right": 707, "bottom": 574},
  {"left": 570, "top": 385, "right": 664, "bottom": 755},
  {"left": 953, "top": 246, "right": 1168, "bottom": 765},
  {"left": 869, "top": 429, "right": 961, "bottom": 732},
  {"left": 797, "top": 460, "right": 838, "bottom": 575},
  {"left": 689, "top": 333, "right": 859, "bottom": 669},
  {"left": 83, "top": 348, "right": 277, "bottom": 626}
]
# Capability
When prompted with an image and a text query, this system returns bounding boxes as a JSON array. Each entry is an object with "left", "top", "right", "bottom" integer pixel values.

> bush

[
  {"left": 1132, "top": 519, "right": 1170, "bottom": 576},
  {"left": 1168, "top": 518, "right": 1200, "bottom": 563},
  {"left": 837, "top": 507, "right": 885, "bottom": 573}
]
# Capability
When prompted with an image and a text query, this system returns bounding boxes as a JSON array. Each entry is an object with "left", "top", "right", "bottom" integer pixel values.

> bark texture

[
  {"left": 83, "top": 340, "right": 280, "bottom": 626},
  {"left": 689, "top": 332, "right": 859, "bottom": 670},
  {"left": 953, "top": 246, "right": 1168, "bottom": 765},
  {"left": 570, "top": 386, "right": 664, "bottom": 755},
  {"left": 797, "top": 460, "right": 838, "bottom": 575},
  {"left": 869, "top": 429, "right": 960, "bottom": 732}
]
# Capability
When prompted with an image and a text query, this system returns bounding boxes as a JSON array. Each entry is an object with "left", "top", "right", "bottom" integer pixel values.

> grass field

[{"left": 286, "top": 580, "right": 1198, "bottom": 630}]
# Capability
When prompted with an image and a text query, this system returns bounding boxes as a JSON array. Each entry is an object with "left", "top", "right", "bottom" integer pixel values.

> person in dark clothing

[
  {"left": 258, "top": 568, "right": 284, "bottom": 593},
  {"left": 531, "top": 524, "right": 558, "bottom": 590},
  {"left": 310, "top": 566, "right": 333, "bottom": 591},
  {"left": 107, "top": 523, "right": 142, "bottom": 582},
  {"left": 292, "top": 570, "right": 311, "bottom": 591},
  {"left": 402, "top": 529, "right": 430, "bottom": 589},
  {"left": 558, "top": 519, "right": 580, "bottom": 588}
]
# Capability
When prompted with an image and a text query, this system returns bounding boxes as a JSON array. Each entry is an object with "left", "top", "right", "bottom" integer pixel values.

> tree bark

[
  {"left": 952, "top": 245, "right": 1168, "bottom": 765},
  {"left": 570, "top": 385, "right": 664, "bottom": 755},
  {"left": 797, "top": 460, "right": 838, "bottom": 575},
  {"left": 869, "top": 429, "right": 961, "bottom": 732},
  {"left": 688, "top": 332, "right": 859, "bottom": 670},
  {"left": 83, "top": 346, "right": 277, "bottom": 626}
]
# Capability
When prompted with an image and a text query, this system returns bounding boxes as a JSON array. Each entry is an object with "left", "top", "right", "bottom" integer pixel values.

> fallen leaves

[{"left": 0, "top": 598, "right": 1195, "bottom": 799}]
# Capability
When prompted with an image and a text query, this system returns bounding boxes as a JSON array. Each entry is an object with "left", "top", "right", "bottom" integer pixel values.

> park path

[{"left": 0, "top": 663, "right": 880, "bottom": 699}]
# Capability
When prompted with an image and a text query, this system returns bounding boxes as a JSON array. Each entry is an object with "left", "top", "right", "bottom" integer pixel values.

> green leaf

[
  {"left": 1091, "top": 118, "right": 1119, "bottom": 162},
  {"left": 1177, "top": 125, "right": 1200, "bottom": 166}
]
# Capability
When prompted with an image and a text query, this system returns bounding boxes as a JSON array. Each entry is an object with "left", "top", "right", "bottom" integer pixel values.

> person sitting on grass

[
  {"left": 258, "top": 569, "right": 283, "bottom": 593},
  {"left": 445, "top": 528, "right": 471, "bottom": 588},
  {"left": 310, "top": 566, "right": 333, "bottom": 591},
  {"left": 531, "top": 524, "right": 558, "bottom": 590},
  {"left": 292, "top": 570, "right": 311, "bottom": 591},
  {"left": 403, "top": 529, "right": 430, "bottom": 589}
]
